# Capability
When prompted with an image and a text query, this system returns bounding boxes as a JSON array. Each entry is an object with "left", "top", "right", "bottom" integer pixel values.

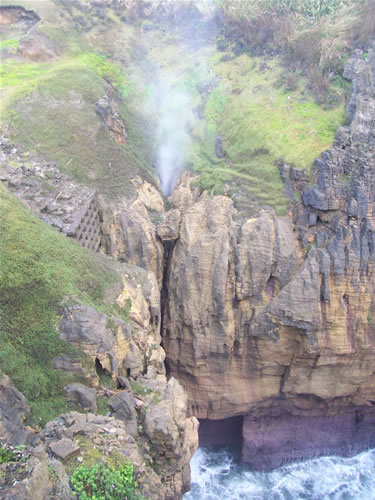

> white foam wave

[{"left": 184, "top": 447, "right": 375, "bottom": 500}]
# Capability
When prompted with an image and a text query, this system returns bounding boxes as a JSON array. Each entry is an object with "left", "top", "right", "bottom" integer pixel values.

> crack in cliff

[{"left": 159, "top": 237, "right": 177, "bottom": 379}]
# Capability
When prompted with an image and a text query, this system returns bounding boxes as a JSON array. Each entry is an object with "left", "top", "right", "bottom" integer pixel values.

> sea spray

[
  {"left": 184, "top": 447, "right": 375, "bottom": 499},
  {"left": 149, "top": 74, "right": 193, "bottom": 196}
]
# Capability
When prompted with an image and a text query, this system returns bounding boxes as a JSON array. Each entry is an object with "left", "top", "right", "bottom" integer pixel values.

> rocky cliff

[
  {"left": 161, "top": 42, "right": 375, "bottom": 468},
  {"left": 1, "top": 0, "right": 375, "bottom": 493}
]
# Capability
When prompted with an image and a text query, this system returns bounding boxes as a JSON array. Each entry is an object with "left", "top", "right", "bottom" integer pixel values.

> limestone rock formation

[
  {"left": 58, "top": 304, "right": 136, "bottom": 383},
  {"left": 161, "top": 43, "right": 375, "bottom": 467},
  {"left": 102, "top": 178, "right": 165, "bottom": 287}
]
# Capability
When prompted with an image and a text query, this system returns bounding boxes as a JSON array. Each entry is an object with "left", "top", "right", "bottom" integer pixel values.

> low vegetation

[
  {"left": 71, "top": 462, "right": 139, "bottom": 500},
  {"left": 0, "top": 185, "right": 122, "bottom": 425},
  {"left": 0, "top": 442, "right": 28, "bottom": 465},
  {"left": 0, "top": 51, "right": 154, "bottom": 199},
  {"left": 219, "top": 0, "right": 374, "bottom": 104}
]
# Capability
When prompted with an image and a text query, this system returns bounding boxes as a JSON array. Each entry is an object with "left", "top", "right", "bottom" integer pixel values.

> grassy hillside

[
  {"left": 0, "top": 0, "right": 156, "bottom": 201},
  {"left": 1, "top": 0, "right": 365, "bottom": 214},
  {"left": 0, "top": 185, "right": 124, "bottom": 425}
]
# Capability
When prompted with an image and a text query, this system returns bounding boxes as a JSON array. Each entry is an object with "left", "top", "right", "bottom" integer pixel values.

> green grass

[
  {"left": 77, "top": 50, "right": 132, "bottom": 98},
  {"left": 0, "top": 2, "right": 346, "bottom": 214},
  {"left": 0, "top": 38, "right": 19, "bottom": 50},
  {"left": 217, "top": 54, "right": 345, "bottom": 170},
  {"left": 1, "top": 55, "right": 154, "bottom": 199},
  {"left": 0, "top": 185, "right": 123, "bottom": 426},
  {"left": 189, "top": 52, "right": 345, "bottom": 213}
]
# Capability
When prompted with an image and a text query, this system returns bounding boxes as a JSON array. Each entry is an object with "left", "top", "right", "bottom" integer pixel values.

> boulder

[
  {"left": 215, "top": 135, "right": 225, "bottom": 158},
  {"left": 0, "top": 374, "right": 31, "bottom": 445},
  {"left": 18, "top": 31, "right": 59, "bottom": 62},
  {"left": 48, "top": 438, "right": 80, "bottom": 462},
  {"left": 109, "top": 391, "right": 137, "bottom": 435},
  {"left": 157, "top": 209, "right": 181, "bottom": 241},
  {"left": 64, "top": 383, "right": 97, "bottom": 412}
]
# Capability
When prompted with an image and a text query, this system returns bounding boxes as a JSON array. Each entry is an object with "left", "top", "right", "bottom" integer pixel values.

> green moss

[
  {"left": 96, "top": 395, "right": 110, "bottom": 416},
  {"left": 205, "top": 87, "right": 228, "bottom": 123},
  {"left": 0, "top": 38, "right": 19, "bottom": 50},
  {"left": 0, "top": 185, "right": 122, "bottom": 425},
  {"left": 77, "top": 50, "right": 132, "bottom": 98},
  {"left": 64, "top": 436, "right": 103, "bottom": 476}
]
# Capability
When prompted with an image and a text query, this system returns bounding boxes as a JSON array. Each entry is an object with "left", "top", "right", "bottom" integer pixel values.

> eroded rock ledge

[{"left": 160, "top": 43, "right": 375, "bottom": 467}]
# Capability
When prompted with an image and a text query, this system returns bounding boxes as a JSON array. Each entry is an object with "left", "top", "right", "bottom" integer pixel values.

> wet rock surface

[{"left": 242, "top": 411, "right": 375, "bottom": 470}]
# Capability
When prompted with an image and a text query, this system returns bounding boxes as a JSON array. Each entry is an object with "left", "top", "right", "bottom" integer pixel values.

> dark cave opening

[
  {"left": 199, "top": 416, "right": 244, "bottom": 448},
  {"left": 95, "top": 357, "right": 110, "bottom": 378}
]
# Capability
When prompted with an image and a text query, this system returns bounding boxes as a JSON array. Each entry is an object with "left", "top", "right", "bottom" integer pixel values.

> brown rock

[
  {"left": 157, "top": 209, "right": 181, "bottom": 241},
  {"left": 49, "top": 438, "right": 80, "bottom": 461},
  {"left": 95, "top": 95, "right": 128, "bottom": 145},
  {"left": 18, "top": 32, "right": 59, "bottom": 62}
]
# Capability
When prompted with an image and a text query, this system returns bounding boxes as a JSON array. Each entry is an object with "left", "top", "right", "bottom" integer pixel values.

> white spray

[{"left": 151, "top": 74, "right": 193, "bottom": 196}]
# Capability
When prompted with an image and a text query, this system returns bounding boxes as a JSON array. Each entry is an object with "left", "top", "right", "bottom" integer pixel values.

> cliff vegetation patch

[{"left": 0, "top": 185, "right": 123, "bottom": 425}]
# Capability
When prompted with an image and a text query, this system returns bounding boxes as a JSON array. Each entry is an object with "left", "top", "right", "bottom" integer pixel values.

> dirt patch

[
  {"left": 0, "top": 6, "right": 40, "bottom": 27},
  {"left": 18, "top": 31, "right": 60, "bottom": 61}
]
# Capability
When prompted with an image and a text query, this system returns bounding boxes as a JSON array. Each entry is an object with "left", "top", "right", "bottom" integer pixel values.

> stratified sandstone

[{"left": 162, "top": 43, "right": 375, "bottom": 467}]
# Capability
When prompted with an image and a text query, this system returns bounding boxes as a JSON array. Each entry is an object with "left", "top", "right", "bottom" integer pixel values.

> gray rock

[
  {"left": 47, "top": 458, "right": 75, "bottom": 500},
  {"left": 215, "top": 135, "right": 225, "bottom": 158},
  {"left": 117, "top": 376, "right": 131, "bottom": 390},
  {"left": 0, "top": 445, "right": 50, "bottom": 500},
  {"left": 0, "top": 374, "right": 31, "bottom": 445},
  {"left": 64, "top": 383, "right": 97, "bottom": 412},
  {"left": 109, "top": 391, "right": 137, "bottom": 435}
]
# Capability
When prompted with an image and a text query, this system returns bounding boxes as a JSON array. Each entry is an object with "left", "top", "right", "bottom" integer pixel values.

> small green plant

[
  {"left": 131, "top": 381, "right": 152, "bottom": 397},
  {"left": 0, "top": 442, "right": 27, "bottom": 465},
  {"left": 96, "top": 395, "right": 109, "bottom": 416},
  {"left": 71, "top": 462, "right": 138, "bottom": 500}
]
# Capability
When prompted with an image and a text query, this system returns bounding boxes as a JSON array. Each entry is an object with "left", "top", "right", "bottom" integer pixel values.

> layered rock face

[{"left": 162, "top": 44, "right": 375, "bottom": 467}]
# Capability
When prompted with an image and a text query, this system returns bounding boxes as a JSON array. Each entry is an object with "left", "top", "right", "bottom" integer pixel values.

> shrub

[{"left": 71, "top": 462, "right": 138, "bottom": 500}]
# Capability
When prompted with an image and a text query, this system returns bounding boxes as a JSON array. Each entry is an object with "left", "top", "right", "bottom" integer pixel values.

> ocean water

[{"left": 183, "top": 446, "right": 375, "bottom": 500}]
